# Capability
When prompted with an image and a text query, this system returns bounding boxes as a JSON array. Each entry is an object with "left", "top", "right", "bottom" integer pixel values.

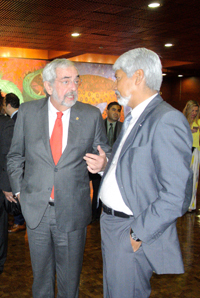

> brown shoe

[{"left": 8, "top": 223, "right": 26, "bottom": 233}]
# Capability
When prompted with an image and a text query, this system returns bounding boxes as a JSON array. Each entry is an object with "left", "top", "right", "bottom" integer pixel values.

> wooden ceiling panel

[{"left": 0, "top": 0, "right": 199, "bottom": 75}]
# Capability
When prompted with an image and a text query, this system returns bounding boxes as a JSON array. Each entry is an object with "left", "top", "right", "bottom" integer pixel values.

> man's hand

[
  {"left": 2, "top": 191, "right": 17, "bottom": 203},
  {"left": 83, "top": 145, "right": 107, "bottom": 174},
  {"left": 130, "top": 235, "right": 142, "bottom": 252}
]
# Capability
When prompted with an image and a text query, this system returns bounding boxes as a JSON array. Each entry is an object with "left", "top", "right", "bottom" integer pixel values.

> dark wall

[{"left": 161, "top": 76, "right": 200, "bottom": 112}]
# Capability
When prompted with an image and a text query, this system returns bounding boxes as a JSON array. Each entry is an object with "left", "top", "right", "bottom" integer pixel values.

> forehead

[
  {"left": 55, "top": 66, "right": 78, "bottom": 79},
  {"left": 109, "top": 105, "right": 121, "bottom": 111}
]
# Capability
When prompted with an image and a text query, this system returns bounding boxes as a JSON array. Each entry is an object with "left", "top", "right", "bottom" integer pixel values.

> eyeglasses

[{"left": 55, "top": 78, "right": 82, "bottom": 87}]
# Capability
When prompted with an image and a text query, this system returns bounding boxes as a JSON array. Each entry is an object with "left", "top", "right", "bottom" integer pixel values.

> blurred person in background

[
  {"left": 183, "top": 100, "right": 200, "bottom": 211},
  {"left": 3, "top": 93, "right": 26, "bottom": 232}
]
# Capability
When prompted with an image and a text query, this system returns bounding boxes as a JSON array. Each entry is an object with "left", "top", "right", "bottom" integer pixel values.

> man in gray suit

[
  {"left": 7, "top": 59, "right": 110, "bottom": 298},
  {"left": 85, "top": 48, "right": 193, "bottom": 298}
]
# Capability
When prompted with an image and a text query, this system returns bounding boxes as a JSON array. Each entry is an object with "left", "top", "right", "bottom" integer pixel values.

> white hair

[
  {"left": 113, "top": 48, "right": 163, "bottom": 91},
  {"left": 42, "top": 59, "right": 76, "bottom": 84}
]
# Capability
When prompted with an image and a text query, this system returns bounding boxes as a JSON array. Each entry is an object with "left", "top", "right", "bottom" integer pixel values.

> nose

[
  {"left": 70, "top": 81, "right": 77, "bottom": 91},
  {"left": 112, "top": 80, "right": 117, "bottom": 90}
]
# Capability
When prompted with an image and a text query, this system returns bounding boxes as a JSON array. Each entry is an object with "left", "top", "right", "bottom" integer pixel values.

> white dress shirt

[{"left": 100, "top": 94, "right": 158, "bottom": 215}]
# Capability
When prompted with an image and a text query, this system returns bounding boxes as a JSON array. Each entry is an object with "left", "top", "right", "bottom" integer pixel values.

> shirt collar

[{"left": 11, "top": 110, "right": 18, "bottom": 118}]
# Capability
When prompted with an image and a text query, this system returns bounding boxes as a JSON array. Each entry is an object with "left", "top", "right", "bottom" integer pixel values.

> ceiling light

[
  {"left": 148, "top": 3, "right": 161, "bottom": 8},
  {"left": 178, "top": 75, "right": 183, "bottom": 77},
  {"left": 162, "top": 73, "right": 167, "bottom": 76},
  {"left": 71, "top": 33, "right": 80, "bottom": 37},
  {"left": 165, "top": 43, "right": 173, "bottom": 47}
]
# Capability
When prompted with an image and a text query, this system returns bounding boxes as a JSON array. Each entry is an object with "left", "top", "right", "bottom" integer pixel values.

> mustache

[
  {"left": 64, "top": 91, "right": 78, "bottom": 98},
  {"left": 115, "top": 90, "right": 121, "bottom": 97}
]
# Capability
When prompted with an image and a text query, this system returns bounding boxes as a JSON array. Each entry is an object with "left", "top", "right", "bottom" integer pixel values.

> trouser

[
  {"left": 100, "top": 212, "right": 153, "bottom": 298},
  {"left": 27, "top": 204, "right": 87, "bottom": 298},
  {"left": 0, "top": 204, "right": 8, "bottom": 272},
  {"left": 14, "top": 213, "right": 25, "bottom": 225}
]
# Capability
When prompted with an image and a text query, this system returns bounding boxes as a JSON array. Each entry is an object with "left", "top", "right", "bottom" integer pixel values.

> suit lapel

[
  {"left": 37, "top": 98, "right": 53, "bottom": 163},
  {"left": 58, "top": 102, "right": 83, "bottom": 165},
  {"left": 119, "top": 95, "right": 163, "bottom": 158}
]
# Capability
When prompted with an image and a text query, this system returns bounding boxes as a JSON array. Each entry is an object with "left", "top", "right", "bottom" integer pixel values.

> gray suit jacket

[
  {"left": 7, "top": 98, "right": 111, "bottom": 232},
  {"left": 101, "top": 95, "right": 193, "bottom": 274}
]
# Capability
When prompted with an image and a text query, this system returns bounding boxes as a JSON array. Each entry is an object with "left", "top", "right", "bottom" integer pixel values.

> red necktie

[{"left": 50, "top": 111, "right": 63, "bottom": 199}]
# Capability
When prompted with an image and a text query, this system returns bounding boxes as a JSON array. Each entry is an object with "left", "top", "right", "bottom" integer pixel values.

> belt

[
  {"left": 102, "top": 204, "right": 133, "bottom": 218},
  {"left": 49, "top": 201, "right": 54, "bottom": 206}
]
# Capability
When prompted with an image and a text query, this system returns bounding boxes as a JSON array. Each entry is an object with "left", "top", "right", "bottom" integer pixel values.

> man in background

[
  {"left": 84, "top": 48, "right": 193, "bottom": 298},
  {"left": 3, "top": 93, "right": 26, "bottom": 233},
  {"left": 0, "top": 91, "right": 14, "bottom": 274},
  {"left": 91, "top": 101, "right": 123, "bottom": 222},
  {"left": 104, "top": 101, "right": 122, "bottom": 147},
  {"left": 7, "top": 59, "right": 110, "bottom": 298}
]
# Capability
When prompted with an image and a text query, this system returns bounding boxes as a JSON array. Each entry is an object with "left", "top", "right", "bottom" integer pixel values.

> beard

[
  {"left": 53, "top": 90, "right": 78, "bottom": 108},
  {"left": 115, "top": 90, "right": 131, "bottom": 106}
]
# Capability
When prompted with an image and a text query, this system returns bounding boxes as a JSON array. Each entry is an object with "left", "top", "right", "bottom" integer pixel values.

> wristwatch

[{"left": 130, "top": 229, "right": 141, "bottom": 242}]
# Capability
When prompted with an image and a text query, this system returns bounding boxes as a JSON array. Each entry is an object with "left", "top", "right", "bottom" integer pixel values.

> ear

[
  {"left": 44, "top": 81, "right": 53, "bottom": 95},
  {"left": 135, "top": 69, "right": 144, "bottom": 85}
]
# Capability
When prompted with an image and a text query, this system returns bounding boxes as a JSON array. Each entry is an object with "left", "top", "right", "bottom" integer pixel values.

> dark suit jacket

[
  {"left": 7, "top": 99, "right": 111, "bottom": 232},
  {"left": 0, "top": 114, "right": 14, "bottom": 207},
  {"left": 101, "top": 95, "right": 193, "bottom": 274},
  {"left": 11, "top": 111, "right": 18, "bottom": 123},
  {"left": 104, "top": 118, "right": 123, "bottom": 144}
]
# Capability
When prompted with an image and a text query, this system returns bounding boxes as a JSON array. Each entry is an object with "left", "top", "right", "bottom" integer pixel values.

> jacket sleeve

[
  {"left": 7, "top": 106, "right": 25, "bottom": 194},
  {"left": 0, "top": 118, "right": 14, "bottom": 192}
]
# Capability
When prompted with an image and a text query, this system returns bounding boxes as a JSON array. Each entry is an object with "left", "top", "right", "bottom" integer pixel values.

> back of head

[
  {"left": 42, "top": 59, "right": 75, "bottom": 84},
  {"left": 5, "top": 93, "right": 20, "bottom": 108},
  {"left": 113, "top": 48, "right": 163, "bottom": 92},
  {"left": 0, "top": 90, "right": 4, "bottom": 111}
]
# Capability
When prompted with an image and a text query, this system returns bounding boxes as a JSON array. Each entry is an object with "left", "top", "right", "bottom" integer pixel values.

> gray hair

[
  {"left": 42, "top": 58, "right": 76, "bottom": 84},
  {"left": 113, "top": 48, "right": 163, "bottom": 91}
]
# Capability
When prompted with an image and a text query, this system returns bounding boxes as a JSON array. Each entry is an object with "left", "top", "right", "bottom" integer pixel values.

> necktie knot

[{"left": 57, "top": 111, "right": 63, "bottom": 119}]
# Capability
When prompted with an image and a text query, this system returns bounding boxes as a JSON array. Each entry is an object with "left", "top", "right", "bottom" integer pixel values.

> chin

[
  {"left": 62, "top": 99, "right": 77, "bottom": 108},
  {"left": 118, "top": 97, "right": 130, "bottom": 107}
]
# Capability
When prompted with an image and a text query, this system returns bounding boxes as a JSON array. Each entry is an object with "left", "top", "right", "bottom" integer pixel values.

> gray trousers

[
  {"left": 100, "top": 212, "right": 153, "bottom": 298},
  {"left": 27, "top": 204, "right": 87, "bottom": 298}
]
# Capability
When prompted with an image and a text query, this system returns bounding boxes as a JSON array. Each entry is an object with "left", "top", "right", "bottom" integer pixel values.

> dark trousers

[
  {"left": 14, "top": 213, "right": 25, "bottom": 225},
  {"left": 0, "top": 204, "right": 8, "bottom": 273},
  {"left": 27, "top": 204, "right": 87, "bottom": 298},
  {"left": 89, "top": 173, "right": 102, "bottom": 220}
]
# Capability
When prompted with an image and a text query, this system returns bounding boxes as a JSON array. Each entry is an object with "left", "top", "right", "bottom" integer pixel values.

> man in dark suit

[
  {"left": 91, "top": 102, "right": 123, "bottom": 221},
  {"left": 84, "top": 48, "right": 193, "bottom": 298},
  {"left": 0, "top": 99, "right": 14, "bottom": 274},
  {"left": 104, "top": 101, "right": 123, "bottom": 147},
  {"left": 3, "top": 93, "right": 26, "bottom": 233},
  {"left": 7, "top": 59, "right": 111, "bottom": 297}
]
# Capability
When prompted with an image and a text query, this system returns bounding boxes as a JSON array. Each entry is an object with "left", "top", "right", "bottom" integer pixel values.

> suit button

[
  {"left": 54, "top": 168, "right": 58, "bottom": 172},
  {"left": 48, "top": 188, "right": 52, "bottom": 191}
]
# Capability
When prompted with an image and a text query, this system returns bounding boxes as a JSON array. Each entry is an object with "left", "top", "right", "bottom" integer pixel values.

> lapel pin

[{"left": 76, "top": 117, "right": 79, "bottom": 120}]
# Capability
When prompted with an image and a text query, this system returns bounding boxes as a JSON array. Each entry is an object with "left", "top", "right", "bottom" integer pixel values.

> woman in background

[{"left": 183, "top": 100, "right": 200, "bottom": 211}]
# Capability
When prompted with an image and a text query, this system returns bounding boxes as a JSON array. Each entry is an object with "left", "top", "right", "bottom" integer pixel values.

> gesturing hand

[{"left": 83, "top": 145, "right": 107, "bottom": 174}]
